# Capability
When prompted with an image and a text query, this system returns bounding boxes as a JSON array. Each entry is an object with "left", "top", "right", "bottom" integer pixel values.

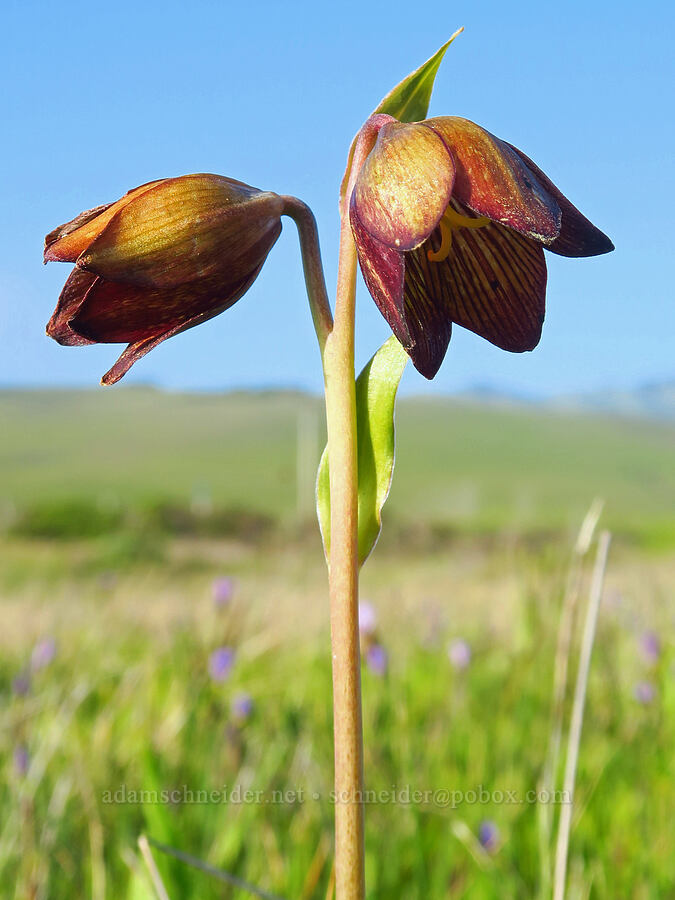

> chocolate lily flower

[
  {"left": 45, "top": 175, "right": 284, "bottom": 384},
  {"left": 350, "top": 115, "right": 614, "bottom": 378}
]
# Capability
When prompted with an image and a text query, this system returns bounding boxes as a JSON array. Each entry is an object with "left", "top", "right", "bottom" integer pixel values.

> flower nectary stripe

[{"left": 404, "top": 202, "right": 547, "bottom": 375}]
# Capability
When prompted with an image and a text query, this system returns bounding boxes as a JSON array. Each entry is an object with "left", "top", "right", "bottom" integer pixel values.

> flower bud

[{"left": 45, "top": 175, "right": 284, "bottom": 384}]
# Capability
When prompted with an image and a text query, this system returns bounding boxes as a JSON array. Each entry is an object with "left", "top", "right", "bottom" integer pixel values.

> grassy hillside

[
  {"left": 2, "top": 389, "right": 673, "bottom": 899},
  {"left": 1, "top": 388, "right": 673, "bottom": 545}
]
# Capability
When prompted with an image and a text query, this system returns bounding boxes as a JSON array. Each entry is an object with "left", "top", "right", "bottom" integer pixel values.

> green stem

[{"left": 321, "top": 124, "right": 378, "bottom": 900}]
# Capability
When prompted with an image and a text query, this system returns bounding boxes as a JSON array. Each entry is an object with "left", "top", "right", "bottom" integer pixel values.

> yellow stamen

[
  {"left": 427, "top": 206, "right": 491, "bottom": 262},
  {"left": 426, "top": 215, "right": 453, "bottom": 262}
]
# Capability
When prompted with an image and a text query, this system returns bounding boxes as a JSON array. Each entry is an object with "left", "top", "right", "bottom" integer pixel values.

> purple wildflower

[
  {"left": 212, "top": 576, "right": 235, "bottom": 608},
  {"left": 209, "top": 647, "right": 235, "bottom": 682},
  {"left": 13, "top": 745, "right": 30, "bottom": 777},
  {"left": 358, "top": 601, "right": 377, "bottom": 637},
  {"left": 366, "top": 644, "right": 388, "bottom": 676},
  {"left": 633, "top": 681, "right": 656, "bottom": 705},
  {"left": 12, "top": 672, "right": 31, "bottom": 696},
  {"left": 638, "top": 631, "right": 661, "bottom": 666},
  {"left": 231, "top": 692, "right": 254, "bottom": 722},
  {"left": 448, "top": 638, "right": 472, "bottom": 671},
  {"left": 478, "top": 820, "right": 500, "bottom": 853},
  {"left": 31, "top": 637, "right": 57, "bottom": 672}
]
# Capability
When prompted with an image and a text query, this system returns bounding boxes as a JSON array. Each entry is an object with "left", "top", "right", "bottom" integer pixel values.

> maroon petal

[
  {"left": 403, "top": 201, "right": 547, "bottom": 376},
  {"left": 99, "top": 267, "right": 264, "bottom": 385},
  {"left": 44, "top": 204, "right": 113, "bottom": 262},
  {"left": 425, "top": 117, "right": 562, "bottom": 243},
  {"left": 350, "top": 204, "right": 410, "bottom": 347},
  {"left": 506, "top": 144, "right": 614, "bottom": 257},
  {"left": 70, "top": 268, "right": 248, "bottom": 345},
  {"left": 351, "top": 120, "right": 455, "bottom": 251},
  {"left": 46, "top": 268, "right": 98, "bottom": 346},
  {"left": 44, "top": 181, "right": 164, "bottom": 263},
  {"left": 100, "top": 325, "right": 188, "bottom": 386}
]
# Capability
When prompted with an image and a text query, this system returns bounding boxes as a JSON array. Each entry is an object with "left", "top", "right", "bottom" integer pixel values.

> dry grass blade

[
  {"left": 538, "top": 499, "right": 603, "bottom": 896},
  {"left": 553, "top": 531, "right": 611, "bottom": 900},
  {"left": 146, "top": 836, "right": 286, "bottom": 900},
  {"left": 138, "top": 835, "right": 171, "bottom": 900}
]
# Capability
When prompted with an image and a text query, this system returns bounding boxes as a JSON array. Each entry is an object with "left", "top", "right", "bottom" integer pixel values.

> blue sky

[{"left": 1, "top": 0, "right": 672, "bottom": 396}]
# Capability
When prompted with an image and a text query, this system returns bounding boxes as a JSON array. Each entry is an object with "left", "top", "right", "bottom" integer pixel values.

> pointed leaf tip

[
  {"left": 374, "top": 28, "right": 464, "bottom": 123},
  {"left": 317, "top": 335, "right": 409, "bottom": 568}
]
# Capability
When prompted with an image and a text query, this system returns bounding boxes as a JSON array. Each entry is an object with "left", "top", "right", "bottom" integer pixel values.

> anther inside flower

[
  {"left": 44, "top": 175, "right": 284, "bottom": 385},
  {"left": 426, "top": 207, "right": 490, "bottom": 262},
  {"left": 350, "top": 114, "right": 614, "bottom": 378}
]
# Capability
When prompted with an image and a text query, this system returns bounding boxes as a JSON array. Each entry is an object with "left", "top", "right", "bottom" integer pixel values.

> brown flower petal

[
  {"left": 46, "top": 268, "right": 98, "bottom": 346},
  {"left": 350, "top": 206, "right": 409, "bottom": 346},
  {"left": 403, "top": 201, "right": 547, "bottom": 377},
  {"left": 44, "top": 181, "right": 163, "bottom": 263},
  {"left": 351, "top": 121, "right": 455, "bottom": 251},
  {"left": 506, "top": 144, "right": 614, "bottom": 257},
  {"left": 425, "top": 118, "right": 561, "bottom": 243},
  {"left": 99, "top": 265, "right": 265, "bottom": 385},
  {"left": 78, "top": 176, "right": 284, "bottom": 288}
]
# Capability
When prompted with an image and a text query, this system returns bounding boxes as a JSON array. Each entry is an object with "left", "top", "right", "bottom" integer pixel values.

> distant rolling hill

[{"left": 1, "top": 388, "right": 673, "bottom": 546}]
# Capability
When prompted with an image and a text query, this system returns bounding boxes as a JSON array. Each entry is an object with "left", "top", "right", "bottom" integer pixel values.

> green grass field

[{"left": 1, "top": 389, "right": 673, "bottom": 899}]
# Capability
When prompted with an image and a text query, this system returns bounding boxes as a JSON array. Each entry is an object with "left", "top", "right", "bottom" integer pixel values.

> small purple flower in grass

[
  {"left": 13, "top": 745, "right": 30, "bottom": 777},
  {"left": 366, "top": 644, "right": 388, "bottom": 676},
  {"left": 31, "top": 637, "right": 57, "bottom": 672},
  {"left": 633, "top": 681, "right": 656, "bottom": 705},
  {"left": 478, "top": 820, "right": 500, "bottom": 853},
  {"left": 212, "top": 576, "right": 235, "bottom": 608},
  {"left": 231, "top": 691, "right": 254, "bottom": 722},
  {"left": 358, "top": 601, "right": 377, "bottom": 637},
  {"left": 448, "top": 638, "right": 472, "bottom": 671},
  {"left": 12, "top": 672, "right": 31, "bottom": 696},
  {"left": 638, "top": 631, "right": 661, "bottom": 666},
  {"left": 209, "top": 647, "right": 235, "bottom": 682}
]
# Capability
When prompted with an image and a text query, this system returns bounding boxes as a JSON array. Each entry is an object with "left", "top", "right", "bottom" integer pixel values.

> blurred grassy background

[{"left": 1, "top": 389, "right": 673, "bottom": 899}]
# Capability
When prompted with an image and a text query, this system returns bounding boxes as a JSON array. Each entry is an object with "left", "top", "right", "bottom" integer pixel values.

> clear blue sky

[{"left": 1, "top": 0, "right": 672, "bottom": 396}]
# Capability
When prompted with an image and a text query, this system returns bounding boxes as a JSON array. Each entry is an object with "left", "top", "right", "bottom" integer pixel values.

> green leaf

[
  {"left": 374, "top": 28, "right": 463, "bottom": 123},
  {"left": 317, "top": 335, "right": 409, "bottom": 568}
]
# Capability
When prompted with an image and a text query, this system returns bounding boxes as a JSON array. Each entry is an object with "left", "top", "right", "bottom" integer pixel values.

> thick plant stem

[{"left": 321, "top": 125, "right": 379, "bottom": 900}]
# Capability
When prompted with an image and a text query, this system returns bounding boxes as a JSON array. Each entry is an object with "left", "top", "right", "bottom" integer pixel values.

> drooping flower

[
  {"left": 45, "top": 175, "right": 284, "bottom": 384},
  {"left": 209, "top": 646, "right": 236, "bottom": 682},
  {"left": 447, "top": 638, "right": 472, "bottom": 671},
  {"left": 350, "top": 115, "right": 614, "bottom": 377}
]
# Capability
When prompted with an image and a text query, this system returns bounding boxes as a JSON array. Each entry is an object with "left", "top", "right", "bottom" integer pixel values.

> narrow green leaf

[
  {"left": 374, "top": 27, "right": 463, "bottom": 123},
  {"left": 317, "top": 335, "right": 409, "bottom": 568}
]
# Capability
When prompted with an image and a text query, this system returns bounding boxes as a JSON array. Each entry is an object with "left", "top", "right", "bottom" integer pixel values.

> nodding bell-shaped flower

[
  {"left": 45, "top": 175, "right": 284, "bottom": 384},
  {"left": 350, "top": 115, "right": 614, "bottom": 378}
]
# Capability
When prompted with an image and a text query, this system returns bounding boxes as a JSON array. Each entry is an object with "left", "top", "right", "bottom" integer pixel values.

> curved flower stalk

[
  {"left": 45, "top": 175, "right": 285, "bottom": 384},
  {"left": 350, "top": 114, "right": 614, "bottom": 377}
]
